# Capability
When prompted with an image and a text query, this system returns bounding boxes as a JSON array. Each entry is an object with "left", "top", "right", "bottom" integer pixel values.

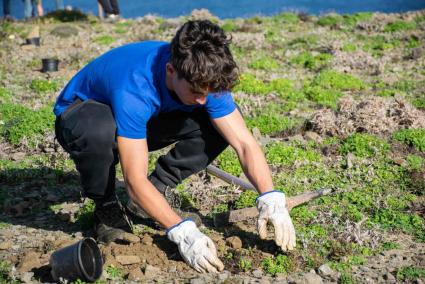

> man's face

[{"left": 166, "top": 63, "right": 209, "bottom": 106}]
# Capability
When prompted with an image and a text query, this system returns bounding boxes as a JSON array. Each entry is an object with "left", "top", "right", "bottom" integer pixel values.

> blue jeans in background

[
  {"left": 23, "top": 0, "right": 37, "bottom": 18},
  {"left": 3, "top": 0, "right": 11, "bottom": 16},
  {"left": 55, "top": 0, "right": 64, "bottom": 10}
]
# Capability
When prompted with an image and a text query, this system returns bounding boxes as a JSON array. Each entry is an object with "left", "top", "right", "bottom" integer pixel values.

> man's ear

[{"left": 166, "top": 63, "right": 175, "bottom": 76}]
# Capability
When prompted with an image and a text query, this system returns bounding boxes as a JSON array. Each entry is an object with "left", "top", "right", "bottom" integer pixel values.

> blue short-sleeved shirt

[{"left": 53, "top": 41, "right": 236, "bottom": 139}]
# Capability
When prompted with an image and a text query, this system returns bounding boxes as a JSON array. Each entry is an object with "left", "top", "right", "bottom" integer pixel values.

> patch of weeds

[
  {"left": 234, "top": 190, "right": 258, "bottom": 209},
  {"left": 381, "top": 241, "right": 401, "bottom": 250},
  {"left": 265, "top": 142, "right": 322, "bottom": 166},
  {"left": 30, "top": 79, "right": 59, "bottom": 94},
  {"left": 248, "top": 56, "right": 279, "bottom": 70},
  {"left": 75, "top": 199, "right": 95, "bottom": 230},
  {"left": 221, "top": 20, "right": 237, "bottom": 32},
  {"left": 0, "top": 87, "right": 12, "bottom": 103},
  {"left": 261, "top": 254, "right": 294, "bottom": 276},
  {"left": 287, "top": 35, "right": 319, "bottom": 49},
  {"left": 0, "top": 260, "right": 18, "bottom": 284},
  {"left": 174, "top": 180, "right": 196, "bottom": 209},
  {"left": 406, "top": 35, "right": 420, "bottom": 48},
  {"left": 291, "top": 52, "right": 332, "bottom": 70},
  {"left": 317, "top": 14, "right": 342, "bottom": 27},
  {"left": 42, "top": 9, "right": 88, "bottom": 22},
  {"left": 342, "top": 43, "right": 357, "bottom": 52},
  {"left": 292, "top": 206, "right": 317, "bottom": 223},
  {"left": 411, "top": 97, "right": 425, "bottom": 109},
  {"left": 393, "top": 128, "right": 425, "bottom": 152},
  {"left": 216, "top": 148, "right": 242, "bottom": 177},
  {"left": 376, "top": 88, "right": 399, "bottom": 97},
  {"left": 303, "top": 85, "right": 342, "bottom": 109},
  {"left": 94, "top": 35, "right": 115, "bottom": 45},
  {"left": 339, "top": 272, "right": 355, "bottom": 284},
  {"left": 272, "top": 12, "right": 300, "bottom": 25},
  {"left": 238, "top": 258, "right": 252, "bottom": 272},
  {"left": 384, "top": 20, "right": 417, "bottom": 33},
  {"left": 342, "top": 12, "right": 373, "bottom": 27},
  {"left": 396, "top": 266, "right": 425, "bottom": 281},
  {"left": 246, "top": 113, "right": 301, "bottom": 135},
  {"left": 211, "top": 203, "right": 229, "bottom": 214},
  {"left": 233, "top": 73, "right": 270, "bottom": 95},
  {"left": 114, "top": 21, "right": 131, "bottom": 34},
  {"left": 362, "top": 35, "right": 401, "bottom": 55},
  {"left": 105, "top": 265, "right": 123, "bottom": 279},
  {"left": 407, "top": 155, "right": 424, "bottom": 171},
  {"left": 312, "top": 70, "right": 365, "bottom": 91},
  {"left": 371, "top": 209, "right": 425, "bottom": 241},
  {"left": 0, "top": 222, "right": 10, "bottom": 229},
  {"left": 340, "top": 133, "right": 389, "bottom": 157},
  {"left": 0, "top": 103, "right": 55, "bottom": 146}
]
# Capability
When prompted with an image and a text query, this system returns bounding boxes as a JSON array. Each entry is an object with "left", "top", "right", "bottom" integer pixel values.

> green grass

[
  {"left": 340, "top": 133, "right": 390, "bottom": 157},
  {"left": 384, "top": 20, "right": 417, "bottom": 33},
  {"left": 342, "top": 12, "right": 373, "bottom": 27},
  {"left": 0, "top": 87, "right": 12, "bottom": 103},
  {"left": 304, "top": 85, "right": 343, "bottom": 109},
  {"left": 362, "top": 35, "right": 401, "bottom": 55},
  {"left": 407, "top": 155, "right": 424, "bottom": 171},
  {"left": 30, "top": 79, "right": 59, "bottom": 94},
  {"left": 248, "top": 56, "right": 279, "bottom": 70},
  {"left": 372, "top": 209, "right": 424, "bottom": 241},
  {"left": 312, "top": 70, "right": 365, "bottom": 91},
  {"left": 393, "top": 128, "right": 425, "bottom": 152},
  {"left": 75, "top": 199, "right": 95, "bottom": 230},
  {"left": 261, "top": 254, "right": 294, "bottom": 276},
  {"left": 396, "top": 266, "right": 425, "bottom": 281},
  {"left": 342, "top": 43, "right": 357, "bottom": 52},
  {"left": 0, "top": 261, "right": 18, "bottom": 284},
  {"left": 94, "top": 35, "right": 115, "bottom": 45},
  {"left": 221, "top": 20, "right": 237, "bottom": 32},
  {"left": 246, "top": 113, "right": 302, "bottom": 135},
  {"left": 234, "top": 190, "right": 258, "bottom": 209},
  {"left": 265, "top": 142, "right": 322, "bottom": 166},
  {"left": 216, "top": 148, "right": 242, "bottom": 177},
  {"left": 317, "top": 14, "right": 342, "bottom": 27},
  {"left": 0, "top": 103, "right": 55, "bottom": 146},
  {"left": 291, "top": 52, "right": 332, "bottom": 70}
]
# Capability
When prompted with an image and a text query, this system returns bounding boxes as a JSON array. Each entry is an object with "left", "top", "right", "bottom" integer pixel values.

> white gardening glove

[
  {"left": 256, "top": 190, "right": 296, "bottom": 251},
  {"left": 167, "top": 219, "right": 224, "bottom": 273}
]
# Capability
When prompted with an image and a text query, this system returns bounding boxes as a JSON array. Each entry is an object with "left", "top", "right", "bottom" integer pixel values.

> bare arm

[
  {"left": 117, "top": 136, "right": 182, "bottom": 229},
  {"left": 211, "top": 109, "right": 273, "bottom": 194}
]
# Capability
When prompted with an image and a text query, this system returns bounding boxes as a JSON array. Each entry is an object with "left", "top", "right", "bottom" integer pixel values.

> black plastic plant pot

[
  {"left": 25, "top": 37, "right": 40, "bottom": 46},
  {"left": 42, "top": 58, "right": 59, "bottom": 73},
  {"left": 49, "top": 237, "right": 103, "bottom": 282}
]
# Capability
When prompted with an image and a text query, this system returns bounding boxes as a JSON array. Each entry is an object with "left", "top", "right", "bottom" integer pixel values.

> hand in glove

[
  {"left": 256, "top": 190, "right": 296, "bottom": 251},
  {"left": 167, "top": 219, "right": 224, "bottom": 273}
]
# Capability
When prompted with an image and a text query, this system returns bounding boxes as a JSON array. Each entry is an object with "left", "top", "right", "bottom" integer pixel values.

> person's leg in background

[
  {"left": 97, "top": 0, "right": 113, "bottom": 15},
  {"left": 23, "top": 0, "right": 32, "bottom": 18},
  {"left": 55, "top": 0, "right": 64, "bottom": 10},
  {"left": 2, "top": 0, "right": 11, "bottom": 18},
  {"left": 110, "top": 0, "right": 120, "bottom": 15},
  {"left": 36, "top": 0, "right": 43, "bottom": 16},
  {"left": 55, "top": 99, "right": 133, "bottom": 243}
]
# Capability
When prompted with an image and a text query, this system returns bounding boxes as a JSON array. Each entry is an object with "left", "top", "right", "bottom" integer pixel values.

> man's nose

[{"left": 195, "top": 96, "right": 207, "bottom": 105}]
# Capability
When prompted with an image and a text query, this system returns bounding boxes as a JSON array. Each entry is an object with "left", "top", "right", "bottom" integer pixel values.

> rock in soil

[{"left": 225, "top": 236, "right": 243, "bottom": 249}]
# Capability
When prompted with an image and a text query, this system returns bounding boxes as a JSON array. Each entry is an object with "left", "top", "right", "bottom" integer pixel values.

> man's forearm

[
  {"left": 236, "top": 140, "right": 274, "bottom": 194},
  {"left": 126, "top": 177, "right": 182, "bottom": 229}
]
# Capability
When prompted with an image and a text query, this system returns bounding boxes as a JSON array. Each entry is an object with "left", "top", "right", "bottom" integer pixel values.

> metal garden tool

[{"left": 206, "top": 165, "right": 332, "bottom": 226}]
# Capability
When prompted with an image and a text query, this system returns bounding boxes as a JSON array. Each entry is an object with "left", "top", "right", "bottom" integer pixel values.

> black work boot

[
  {"left": 126, "top": 176, "right": 202, "bottom": 226},
  {"left": 94, "top": 195, "right": 134, "bottom": 243}
]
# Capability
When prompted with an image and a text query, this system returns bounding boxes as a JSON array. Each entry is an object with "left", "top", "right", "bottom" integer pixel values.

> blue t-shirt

[{"left": 53, "top": 41, "right": 236, "bottom": 139}]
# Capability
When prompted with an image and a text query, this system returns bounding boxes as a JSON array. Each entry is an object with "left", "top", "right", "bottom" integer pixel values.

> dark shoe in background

[{"left": 94, "top": 195, "right": 134, "bottom": 243}]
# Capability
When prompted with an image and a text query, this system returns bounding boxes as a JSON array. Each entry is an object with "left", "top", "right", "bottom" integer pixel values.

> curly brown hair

[{"left": 170, "top": 20, "right": 239, "bottom": 93}]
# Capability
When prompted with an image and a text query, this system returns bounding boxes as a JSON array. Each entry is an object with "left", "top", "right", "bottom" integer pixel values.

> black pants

[
  {"left": 55, "top": 99, "right": 229, "bottom": 201},
  {"left": 97, "top": 0, "right": 120, "bottom": 15}
]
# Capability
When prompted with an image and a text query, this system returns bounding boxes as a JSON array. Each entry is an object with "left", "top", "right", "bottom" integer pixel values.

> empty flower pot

[
  {"left": 42, "top": 58, "right": 59, "bottom": 72},
  {"left": 49, "top": 237, "right": 103, "bottom": 282},
  {"left": 25, "top": 37, "right": 40, "bottom": 46}
]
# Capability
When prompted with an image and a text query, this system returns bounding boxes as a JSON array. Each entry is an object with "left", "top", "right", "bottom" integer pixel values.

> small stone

[
  {"left": 116, "top": 255, "right": 141, "bottom": 265},
  {"left": 19, "top": 272, "right": 34, "bottom": 283},
  {"left": 383, "top": 272, "right": 396, "bottom": 282},
  {"left": 51, "top": 25, "right": 79, "bottom": 38},
  {"left": 318, "top": 264, "right": 334, "bottom": 277},
  {"left": 122, "top": 232, "right": 140, "bottom": 243},
  {"left": 346, "top": 153, "right": 355, "bottom": 169},
  {"left": 141, "top": 234, "right": 153, "bottom": 245},
  {"left": 190, "top": 278, "right": 206, "bottom": 284},
  {"left": 0, "top": 241, "right": 12, "bottom": 250},
  {"left": 11, "top": 152, "right": 25, "bottom": 161},
  {"left": 144, "top": 264, "right": 161, "bottom": 278},
  {"left": 304, "top": 131, "right": 323, "bottom": 143},
  {"left": 17, "top": 251, "right": 41, "bottom": 273},
  {"left": 218, "top": 270, "right": 230, "bottom": 281},
  {"left": 392, "top": 157, "right": 406, "bottom": 166},
  {"left": 252, "top": 269, "right": 263, "bottom": 278},
  {"left": 225, "top": 236, "right": 242, "bottom": 249},
  {"left": 302, "top": 272, "right": 323, "bottom": 284},
  {"left": 127, "top": 267, "right": 144, "bottom": 281}
]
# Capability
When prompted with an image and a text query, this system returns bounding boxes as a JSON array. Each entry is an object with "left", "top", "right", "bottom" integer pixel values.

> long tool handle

[{"left": 206, "top": 165, "right": 255, "bottom": 191}]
